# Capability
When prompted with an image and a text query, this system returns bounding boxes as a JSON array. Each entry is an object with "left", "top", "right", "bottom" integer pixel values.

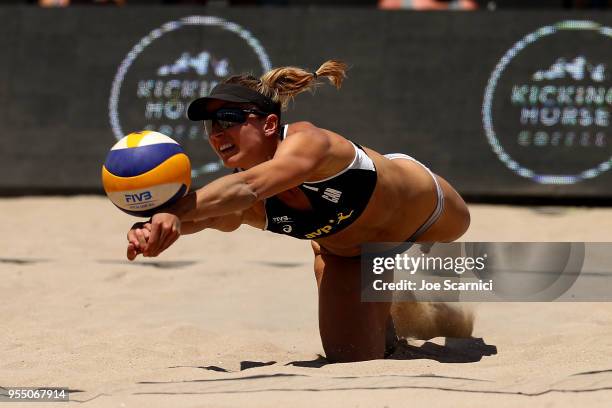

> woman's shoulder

[
  {"left": 285, "top": 121, "right": 319, "bottom": 134},
  {"left": 278, "top": 122, "right": 359, "bottom": 181},
  {"left": 284, "top": 121, "right": 346, "bottom": 145},
  {"left": 280, "top": 122, "right": 333, "bottom": 150}
]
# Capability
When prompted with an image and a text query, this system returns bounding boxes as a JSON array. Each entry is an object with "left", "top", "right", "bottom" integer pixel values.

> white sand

[{"left": 1, "top": 197, "right": 611, "bottom": 407}]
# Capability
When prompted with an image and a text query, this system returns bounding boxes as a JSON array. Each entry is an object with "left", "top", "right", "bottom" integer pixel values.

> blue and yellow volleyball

[{"left": 102, "top": 131, "right": 191, "bottom": 217}]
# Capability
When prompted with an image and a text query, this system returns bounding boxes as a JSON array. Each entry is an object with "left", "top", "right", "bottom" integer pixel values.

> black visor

[{"left": 187, "top": 83, "right": 281, "bottom": 121}]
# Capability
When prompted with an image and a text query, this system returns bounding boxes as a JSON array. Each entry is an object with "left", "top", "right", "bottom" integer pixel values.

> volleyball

[{"left": 101, "top": 131, "right": 191, "bottom": 217}]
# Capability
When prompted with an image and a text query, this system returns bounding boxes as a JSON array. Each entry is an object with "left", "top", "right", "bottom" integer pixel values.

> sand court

[{"left": 1, "top": 196, "right": 612, "bottom": 406}]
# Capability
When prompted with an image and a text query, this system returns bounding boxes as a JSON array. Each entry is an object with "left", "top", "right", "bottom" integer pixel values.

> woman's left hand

[{"left": 143, "top": 212, "right": 182, "bottom": 257}]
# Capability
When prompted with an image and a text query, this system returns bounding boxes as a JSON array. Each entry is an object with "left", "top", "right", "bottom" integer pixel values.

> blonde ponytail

[{"left": 222, "top": 60, "right": 348, "bottom": 111}]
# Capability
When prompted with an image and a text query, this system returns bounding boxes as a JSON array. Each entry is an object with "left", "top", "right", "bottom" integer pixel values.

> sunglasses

[{"left": 204, "top": 108, "right": 268, "bottom": 136}]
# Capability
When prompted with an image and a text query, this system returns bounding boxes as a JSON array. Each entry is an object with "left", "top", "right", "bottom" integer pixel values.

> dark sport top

[{"left": 262, "top": 125, "right": 377, "bottom": 240}]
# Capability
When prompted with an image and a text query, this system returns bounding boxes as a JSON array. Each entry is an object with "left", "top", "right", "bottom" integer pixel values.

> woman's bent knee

[
  {"left": 314, "top": 251, "right": 391, "bottom": 362},
  {"left": 323, "top": 343, "right": 386, "bottom": 363}
]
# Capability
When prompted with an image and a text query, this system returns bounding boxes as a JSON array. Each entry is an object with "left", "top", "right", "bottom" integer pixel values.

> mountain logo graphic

[
  {"left": 533, "top": 56, "right": 606, "bottom": 82},
  {"left": 157, "top": 52, "right": 230, "bottom": 77}
]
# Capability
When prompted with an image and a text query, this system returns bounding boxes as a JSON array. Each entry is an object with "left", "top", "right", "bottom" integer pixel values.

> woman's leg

[
  {"left": 312, "top": 241, "right": 392, "bottom": 362},
  {"left": 381, "top": 158, "right": 473, "bottom": 339}
]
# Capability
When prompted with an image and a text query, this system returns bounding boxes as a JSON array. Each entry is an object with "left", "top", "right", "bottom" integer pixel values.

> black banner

[{"left": 2, "top": 7, "right": 612, "bottom": 200}]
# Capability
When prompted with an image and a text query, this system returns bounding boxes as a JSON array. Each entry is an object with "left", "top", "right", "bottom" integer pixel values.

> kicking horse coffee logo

[
  {"left": 109, "top": 16, "right": 272, "bottom": 181},
  {"left": 482, "top": 21, "right": 612, "bottom": 184}
]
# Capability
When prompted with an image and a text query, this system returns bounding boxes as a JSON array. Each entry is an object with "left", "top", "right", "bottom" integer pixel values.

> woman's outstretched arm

[{"left": 126, "top": 211, "right": 244, "bottom": 260}]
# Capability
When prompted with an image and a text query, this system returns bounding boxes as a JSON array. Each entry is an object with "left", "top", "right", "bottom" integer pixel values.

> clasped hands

[{"left": 126, "top": 213, "right": 181, "bottom": 260}]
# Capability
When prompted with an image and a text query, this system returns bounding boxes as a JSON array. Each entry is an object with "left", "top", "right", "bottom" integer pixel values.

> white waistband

[{"left": 384, "top": 153, "right": 445, "bottom": 241}]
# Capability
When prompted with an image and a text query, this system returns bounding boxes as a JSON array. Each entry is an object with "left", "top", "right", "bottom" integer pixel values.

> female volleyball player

[{"left": 126, "top": 60, "right": 472, "bottom": 362}]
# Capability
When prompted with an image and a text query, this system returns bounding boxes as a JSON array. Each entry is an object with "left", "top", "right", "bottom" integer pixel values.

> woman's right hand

[{"left": 126, "top": 221, "right": 152, "bottom": 261}]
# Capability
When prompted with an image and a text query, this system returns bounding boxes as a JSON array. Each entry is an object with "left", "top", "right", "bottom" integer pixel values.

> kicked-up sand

[{"left": 1, "top": 196, "right": 611, "bottom": 407}]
